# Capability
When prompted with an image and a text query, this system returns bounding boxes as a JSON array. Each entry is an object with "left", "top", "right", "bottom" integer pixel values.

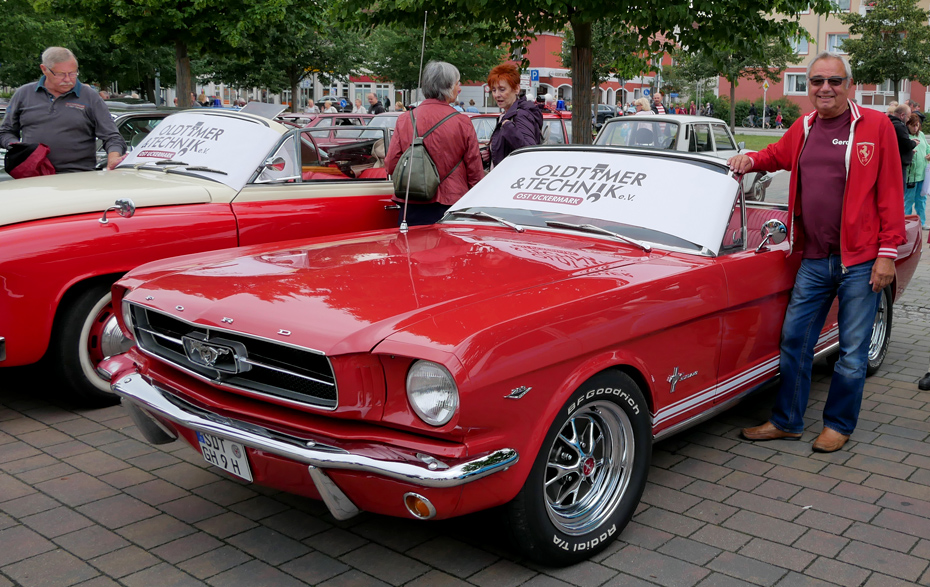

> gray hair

[
  {"left": 806, "top": 51, "right": 853, "bottom": 87},
  {"left": 42, "top": 47, "right": 77, "bottom": 68},
  {"left": 421, "top": 61, "right": 460, "bottom": 102},
  {"left": 893, "top": 104, "right": 911, "bottom": 119}
]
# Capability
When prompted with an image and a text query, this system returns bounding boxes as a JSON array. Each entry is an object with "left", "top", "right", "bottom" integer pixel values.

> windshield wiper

[
  {"left": 153, "top": 159, "right": 189, "bottom": 166},
  {"left": 184, "top": 165, "right": 228, "bottom": 175},
  {"left": 545, "top": 220, "right": 651, "bottom": 251},
  {"left": 445, "top": 210, "right": 524, "bottom": 232}
]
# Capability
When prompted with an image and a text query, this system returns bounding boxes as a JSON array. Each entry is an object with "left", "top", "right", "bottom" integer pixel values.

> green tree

[
  {"left": 341, "top": 0, "right": 835, "bottom": 144},
  {"left": 661, "top": 51, "right": 720, "bottom": 109},
  {"left": 366, "top": 23, "right": 506, "bottom": 97},
  {"left": 675, "top": 38, "right": 799, "bottom": 130},
  {"left": 0, "top": 0, "right": 73, "bottom": 87},
  {"left": 204, "top": 10, "right": 365, "bottom": 112},
  {"left": 840, "top": 0, "right": 930, "bottom": 102},
  {"left": 39, "top": 0, "right": 296, "bottom": 107},
  {"left": 559, "top": 19, "right": 654, "bottom": 93}
]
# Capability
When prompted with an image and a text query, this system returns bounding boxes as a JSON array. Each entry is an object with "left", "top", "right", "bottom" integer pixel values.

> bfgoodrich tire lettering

[{"left": 506, "top": 371, "right": 651, "bottom": 565}]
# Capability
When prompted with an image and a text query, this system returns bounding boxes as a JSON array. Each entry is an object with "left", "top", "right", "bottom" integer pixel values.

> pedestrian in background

[
  {"left": 775, "top": 106, "right": 784, "bottom": 129},
  {"left": 748, "top": 103, "right": 757, "bottom": 127},
  {"left": 487, "top": 63, "right": 543, "bottom": 168},
  {"left": 466, "top": 99, "right": 479, "bottom": 113},
  {"left": 651, "top": 92, "right": 666, "bottom": 114},
  {"left": 322, "top": 101, "right": 338, "bottom": 114},
  {"left": 889, "top": 103, "right": 915, "bottom": 189},
  {"left": 352, "top": 98, "right": 365, "bottom": 113},
  {"left": 385, "top": 61, "right": 483, "bottom": 225},
  {"left": 689, "top": 101, "right": 697, "bottom": 115},
  {"left": 634, "top": 97, "right": 654, "bottom": 115},
  {"left": 367, "top": 93, "right": 386, "bottom": 114},
  {"left": 0, "top": 46, "right": 126, "bottom": 174},
  {"left": 904, "top": 113, "right": 929, "bottom": 229},
  {"left": 729, "top": 51, "right": 906, "bottom": 453}
]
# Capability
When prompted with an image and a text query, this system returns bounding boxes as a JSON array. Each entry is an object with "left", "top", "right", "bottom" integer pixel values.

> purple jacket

[{"left": 490, "top": 96, "right": 543, "bottom": 166}]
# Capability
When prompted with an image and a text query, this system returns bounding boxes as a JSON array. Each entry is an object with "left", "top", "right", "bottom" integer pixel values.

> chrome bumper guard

[{"left": 113, "top": 373, "right": 519, "bottom": 490}]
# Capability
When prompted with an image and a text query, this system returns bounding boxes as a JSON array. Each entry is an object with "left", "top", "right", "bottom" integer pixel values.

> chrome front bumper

[{"left": 113, "top": 372, "right": 518, "bottom": 492}]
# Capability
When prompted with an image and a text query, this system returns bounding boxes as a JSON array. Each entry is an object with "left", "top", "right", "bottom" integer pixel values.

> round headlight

[{"left": 406, "top": 360, "right": 459, "bottom": 426}]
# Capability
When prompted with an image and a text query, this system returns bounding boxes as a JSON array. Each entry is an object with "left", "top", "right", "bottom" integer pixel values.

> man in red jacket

[{"left": 728, "top": 51, "right": 906, "bottom": 453}]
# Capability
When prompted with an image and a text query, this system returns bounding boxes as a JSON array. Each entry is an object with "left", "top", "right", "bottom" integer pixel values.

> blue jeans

[
  {"left": 904, "top": 180, "right": 925, "bottom": 226},
  {"left": 770, "top": 257, "right": 880, "bottom": 436}
]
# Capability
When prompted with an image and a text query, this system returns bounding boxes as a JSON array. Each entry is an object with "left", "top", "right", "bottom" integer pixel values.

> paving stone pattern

[{"left": 3, "top": 249, "right": 930, "bottom": 586}]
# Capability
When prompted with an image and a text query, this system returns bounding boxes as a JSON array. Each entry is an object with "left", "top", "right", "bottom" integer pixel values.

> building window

[
  {"left": 827, "top": 33, "right": 850, "bottom": 53},
  {"left": 786, "top": 73, "right": 808, "bottom": 95},
  {"left": 791, "top": 36, "right": 809, "bottom": 54},
  {"left": 831, "top": 0, "right": 850, "bottom": 11}
]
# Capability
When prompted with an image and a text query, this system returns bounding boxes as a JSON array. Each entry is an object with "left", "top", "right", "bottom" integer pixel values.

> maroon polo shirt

[{"left": 798, "top": 109, "right": 852, "bottom": 258}]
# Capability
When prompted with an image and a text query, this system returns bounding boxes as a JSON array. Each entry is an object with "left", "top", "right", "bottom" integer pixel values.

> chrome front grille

[{"left": 130, "top": 304, "right": 337, "bottom": 409}]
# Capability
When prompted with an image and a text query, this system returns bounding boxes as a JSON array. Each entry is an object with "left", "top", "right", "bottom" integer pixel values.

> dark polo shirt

[
  {"left": 0, "top": 77, "right": 125, "bottom": 173},
  {"left": 798, "top": 109, "right": 851, "bottom": 259}
]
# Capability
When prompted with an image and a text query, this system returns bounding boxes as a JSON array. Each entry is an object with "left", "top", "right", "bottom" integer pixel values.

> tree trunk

[
  {"left": 893, "top": 79, "right": 900, "bottom": 104},
  {"left": 570, "top": 18, "right": 593, "bottom": 145},
  {"left": 290, "top": 69, "right": 300, "bottom": 113},
  {"left": 142, "top": 77, "right": 156, "bottom": 105},
  {"left": 729, "top": 79, "right": 737, "bottom": 132},
  {"left": 175, "top": 40, "right": 193, "bottom": 108}
]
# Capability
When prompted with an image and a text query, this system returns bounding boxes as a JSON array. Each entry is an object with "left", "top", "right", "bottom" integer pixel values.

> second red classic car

[
  {"left": 0, "top": 107, "right": 397, "bottom": 405},
  {"left": 105, "top": 146, "right": 920, "bottom": 565}
]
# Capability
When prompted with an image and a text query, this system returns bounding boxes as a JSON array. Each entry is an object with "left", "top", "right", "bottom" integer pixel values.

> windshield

[
  {"left": 446, "top": 148, "right": 737, "bottom": 255},
  {"left": 118, "top": 111, "right": 281, "bottom": 189},
  {"left": 360, "top": 115, "right": 398, "bottom": 138},
  {"left": 595, "top": 119, "right": 681, "bottom": 150}
]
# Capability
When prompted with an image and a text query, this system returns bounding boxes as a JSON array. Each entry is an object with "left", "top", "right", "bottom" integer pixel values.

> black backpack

[{"left": 392, "top": 110, "right": 461, "bottom": 202}]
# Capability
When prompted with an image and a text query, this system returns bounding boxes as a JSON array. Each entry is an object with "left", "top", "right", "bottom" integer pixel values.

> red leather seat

[{"left": 358, "top": 168, "right": 388, "bottom": 179}]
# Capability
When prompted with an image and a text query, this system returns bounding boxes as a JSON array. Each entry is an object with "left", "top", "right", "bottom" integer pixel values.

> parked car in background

[
  {"left": 0, "top": 108, "right": 398, "bottom": 405},
  {"left": 318, "top": 95, "right": 351, "bottom": 113},
  {"left": 592, "top": 103, "right": 618, "bottom": 129},
  {"left": 105, "top": 145, "right": 921, "bottom": 566},
  {"left": 96, "top": 110, "right": 171, "bottom": 167},
  {"left": 595, "top": 114, "right": 771, "bottom": 200}
]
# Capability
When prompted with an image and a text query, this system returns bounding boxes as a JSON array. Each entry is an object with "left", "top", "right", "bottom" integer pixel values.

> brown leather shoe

[
  {"left": 741, "top": 421, "right": 802, "bottom": 441},
  {"left": 812, "top": 427, "right": 849, "bottom": 453}
]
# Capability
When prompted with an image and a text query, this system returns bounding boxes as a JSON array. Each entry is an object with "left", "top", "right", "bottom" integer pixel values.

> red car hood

[{"left": 124, "top": 226, "right": 648, "bottom": 356}]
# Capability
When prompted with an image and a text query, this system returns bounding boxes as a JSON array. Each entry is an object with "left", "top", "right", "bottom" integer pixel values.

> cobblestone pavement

[{"left": 3, "top": 248, "right": 930, "bottom": 587}]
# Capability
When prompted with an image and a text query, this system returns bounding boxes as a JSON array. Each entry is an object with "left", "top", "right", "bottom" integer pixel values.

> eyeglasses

[
  {"left": 809, "top": 76, "right": 847, "bottom": 87},
  {"left": 47, "top": 69, "right": 79, "bottom": 80}
]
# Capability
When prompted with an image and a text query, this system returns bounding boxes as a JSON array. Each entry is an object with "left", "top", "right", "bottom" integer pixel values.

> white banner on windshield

[
  {"left": 121, "top": 112, "right": 282, "bottom": 190},
  {"left": 451, "top": 149, "right": 739, "bottom": 255}
]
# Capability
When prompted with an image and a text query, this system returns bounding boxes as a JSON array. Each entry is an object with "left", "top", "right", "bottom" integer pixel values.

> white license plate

[{"left": 196, "top": 431, "right": 253, "bottom": 482}]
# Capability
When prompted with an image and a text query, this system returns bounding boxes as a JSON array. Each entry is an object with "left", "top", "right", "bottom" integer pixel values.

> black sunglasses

[{"left": 809, "top": 76, "right": 848, "bottom": 87}]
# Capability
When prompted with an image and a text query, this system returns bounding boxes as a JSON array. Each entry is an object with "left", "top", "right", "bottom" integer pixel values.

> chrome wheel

[
  {"left": 544, "top": 401, "right": 634, "bottom": 536},
  {"left": 868, "top": 290, "right": 888, "bottom": 363},
  {"left": 79, "top": 291, "right": 134, "bottom": 393}
]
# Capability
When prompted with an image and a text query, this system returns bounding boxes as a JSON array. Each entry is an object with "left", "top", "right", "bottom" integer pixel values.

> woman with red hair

[{"left": 487, "top": 63, "right": 542, "bottom": 167}]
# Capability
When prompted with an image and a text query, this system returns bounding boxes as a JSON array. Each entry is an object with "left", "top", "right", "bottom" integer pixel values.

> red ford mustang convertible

[{"left": 104, "top": 146, "right": 920, "bottom": 564}]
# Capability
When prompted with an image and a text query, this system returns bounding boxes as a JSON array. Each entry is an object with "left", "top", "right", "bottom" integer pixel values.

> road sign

[
  {"left": 763, "top": 81, "right": 770, "bottom": 90},
  {"left": 530, "top": 69, "right": 540, "bottom": 82},
  {"left": 643, "top": 88, "right": 651, "bottom": 96},
  {"left": 520, "top": 74, "right": 531, "bottom": 91}
]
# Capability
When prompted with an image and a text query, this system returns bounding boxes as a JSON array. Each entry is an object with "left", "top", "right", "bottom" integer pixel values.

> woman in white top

[
  {"left": 634, "top": 97, "right": 655, "bottom": 115},
  {"left": 322, "top": 101, "right": 339, "bottom": 114},
  {"left": 352, "top": 98, "right": 365, "bottom": 113}
]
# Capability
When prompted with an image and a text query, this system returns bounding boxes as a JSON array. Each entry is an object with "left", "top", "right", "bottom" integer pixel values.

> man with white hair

[{"left": 0, "top": 46, "right": 125, "bottom": 173}]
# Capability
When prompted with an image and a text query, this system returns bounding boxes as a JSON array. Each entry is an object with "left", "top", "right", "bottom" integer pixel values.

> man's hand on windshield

[
  {"left": 107, "top": 152, "right": 128, "bottom": 170},
  {"left": 727, "top": 154, "right": 754, "bottom": 173}
]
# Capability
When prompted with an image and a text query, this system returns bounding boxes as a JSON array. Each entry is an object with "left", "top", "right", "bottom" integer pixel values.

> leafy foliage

[
  {"left": 365, "top": 23, "right": 506, "bottom": 90},
  {"left": 339, "top": 0, "right": 836, "bottom": 143},
  {"left": 559, "top": 19, "right": 653, "bottom": 89},
  {"left": 839, "top": 0, "right": 930, "bottom": 101}
]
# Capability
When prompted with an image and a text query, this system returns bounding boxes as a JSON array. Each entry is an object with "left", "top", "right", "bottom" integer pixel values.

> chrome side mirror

[
  {"left": 264, "top": 157, "right": 287, "bottom": 172},
  {"left": 755, "top": 219, "right": 787, "bottom": 253},
  {"left": 100, "top": 198, "right": 136, "bottom": 224}
]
